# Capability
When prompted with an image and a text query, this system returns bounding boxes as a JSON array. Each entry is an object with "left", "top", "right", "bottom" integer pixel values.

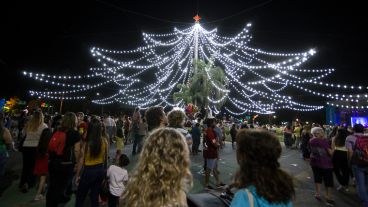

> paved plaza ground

[{"left": 0, "top": 141, "right": 361, "bottom": 207}]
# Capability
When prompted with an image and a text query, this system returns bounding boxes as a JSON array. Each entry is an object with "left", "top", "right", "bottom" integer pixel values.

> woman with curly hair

[
  {"left": 231, "top": 129, "right": 294, "bottom": 207},
  {"left": 122, "top": 127, "right": 192, "bottom": 207}
]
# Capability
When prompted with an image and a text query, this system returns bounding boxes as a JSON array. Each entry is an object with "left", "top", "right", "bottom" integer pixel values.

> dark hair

[
  {"left": 86, "top": 118, "right": 103, "bottom": 159},
  {"left": 117, "top": 127, "right": 124, "bottom": 137},
  {"left": 145, "top": 106, "right": 165, "bottom": 131},
  {"left": 37, "top": 128, "right": 53, "bottom": 158},
  {"left": 334, "top": 128, "right": 348, "bottom": 147},
  {"left": 353, "top": 124, "right": 364, "bottom": 133},
  {"left": 195, "top": 123, "right": 200, "bottom": 127},
  {"left": 206, "top": 118, "right": 215, "bottom": 128},
  {"left": 329, "top": 126, "right": 338, "bottom": 139},
  {"left": 119, "top": 154, "right": 130, "bottom": 167},
  {"left": 234, "top": 129, "right": 294, "bottom": 203},
  {"left": 167, "top": 109, "right": 186, "bottom": 128},
  {"left": 51, "top": 114, "right": 62, "bottom": 129},
  {"left": 0, "top": 112, "right": 4, "bottom": 135}
]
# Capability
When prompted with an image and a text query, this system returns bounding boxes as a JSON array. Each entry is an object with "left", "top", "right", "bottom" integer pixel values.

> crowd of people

[
  {"left": 0, "top": 107, "right": 367, "bottom": 207},
  {"left": 281, "top": 121, "right": 368, "bottom": 207}
]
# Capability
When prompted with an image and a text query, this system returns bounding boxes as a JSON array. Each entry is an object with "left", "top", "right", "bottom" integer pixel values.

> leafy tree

[{"left": 174, "top": 58, "right": 228, "bottom": 110}]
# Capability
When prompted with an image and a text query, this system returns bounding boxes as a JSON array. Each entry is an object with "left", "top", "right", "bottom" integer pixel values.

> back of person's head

[
  {"left": 206, "top": 118, "right": 216, "bottom": 128},
  {"left": 311, "top": 127, "right": 324, "bottom": 138},
  {"left": 302, "top": 125, "right": 311, "bottom": 135},
  {"left": 145, "top": 106, "right": 166, "bottom": 131},
  {"left": 27, "top": 111, "right": 44, "bottom": 132},
  {"left": 123, "top": 127, "right": 192, "bottom": 207},
  {"left": 353, "top": 124, "right": 364, "bottom": 133},
  {"left": 334, "top": 128, "right": 349, "bottom": 147},
  {"left": 51, "top": 114, "right": 62, "bottom": 129},
  {"left": 234, "top": 129, "right": 294, "bottom": 204},
  {"left": 86, "top": 118, "right": 103, "bottom": 158},
  {"left": 60, "top": 112, "right": 77, "bottom": 131},
  {"left": 195, "top": 123, "right": 200, "bottom": 127},
  {"left": 119, "top": 154, "right": 130, "bottom": 167},
  {"left": 167, "top": 109, "right": 186, "bottom": 128}
]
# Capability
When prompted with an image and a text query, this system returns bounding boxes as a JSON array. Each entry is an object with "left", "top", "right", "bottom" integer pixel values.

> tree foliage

[{"left": 173, "top": 59, "right": 228, "bottom": 109}]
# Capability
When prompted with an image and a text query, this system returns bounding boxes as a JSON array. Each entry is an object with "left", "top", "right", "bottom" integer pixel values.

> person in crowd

[
  {"left": 115, "top": 114, "right": 124, "bottom": 132},
  {"left": 300, "top": 125, "right": 312, "bottom": 160},
  {"left": 132, "top": 117, "right": 148, "bottom": 155},
  {"left": 75, "top": 117, "right": 108, "bottom": 207},
  {"left": 191, "top": 123, "right": 201, "bottom": 155},
  {"left": 283, "top": 123, "right": 293, "bottom": 148},
  {"left": 123, "top": 115, "right": 131, "bottom": 144},
  {"left": 33, "top": 128, "right": 52, "bottom": 201},
  {"left": 204, "top": 118, "right": 225, "bottom": 190},
  {"left": 144, "top": 106, "right": 167, "bottom": 132},
  {"left": 213, "top": 121, "right": 224, "bottom": 149},
  {"left": 50, "top": 114, "right": 62, "bottom": 133},
  {"left": 167, "top": 109, "right": 193, "bottom": 151},
  {"left": 346, "top": 124, "right": 368, "bottom": 207},
  {"left": 77, "top": 112, "right": 88, "bottom": 141},
  {"left": 46, "top": 112, "right": 81, "bottom": 207},
  {"left": 107, "top": 154, "right": 129, "bottom": 207},
  {"left": 115, "top": 127, "right": 124, "bottom": 162},
  {"left": 293, "top": 123, "right": 302, "bottom": 149},
  {"left": 122, "top": 128, "right": 192, "bottom": 207},
  {"left": 230, "top": 123, "right": 238, "bottom": 149},
  {"left": 309, "top": 127, "right": 334, "bottom": 206},
  {"left": 328, "top": 126, "right": 338, "bottom": 141},
  {"left": 240, "top": 121, "right": 248, "bottom": 129},
  {"left": 20, "top": 111, "right": 48, "bottom": 193},
  {"left": 331, "top": 128, "right": 349, "bottom": 192},
  {"left": 230, "top": 129, "right": 294, "bottom": 207},
  {"left": 0, "top": 112, "right": 12, "bottom": 180},
  {"left": 103, "top": 112, "right": 116, "bottom": 144}
]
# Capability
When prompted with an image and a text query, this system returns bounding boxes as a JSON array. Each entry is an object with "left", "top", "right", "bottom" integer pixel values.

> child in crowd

[
  {"left": 115, "top": 127, "right": 125, "bottom": 162},
  {"left": 107, "top": 154, "right": 130, "bottom": 207},
  {"left": 33, "top": 128, "right": 52, "bottom": 201}
]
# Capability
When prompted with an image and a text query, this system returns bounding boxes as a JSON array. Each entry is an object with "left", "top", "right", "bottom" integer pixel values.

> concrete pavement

[{"left": 0, "top": 142, "right": 361, "bottom": 206}]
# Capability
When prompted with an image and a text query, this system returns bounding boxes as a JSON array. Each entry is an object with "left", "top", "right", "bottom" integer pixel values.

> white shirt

[
  {"left": 104, "top": 117, "right": 116, "bottom": 127},
  {"left": 107, "top": 165, "right": 128, "bottom": 196},
  {"left": 23, "top": 123, "right": 48, "bottom": 147}
]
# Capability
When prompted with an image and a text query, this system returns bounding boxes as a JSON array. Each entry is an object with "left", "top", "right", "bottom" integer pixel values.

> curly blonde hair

[{"left": 122, "top": 127, "right": 192, "bottom": 207}]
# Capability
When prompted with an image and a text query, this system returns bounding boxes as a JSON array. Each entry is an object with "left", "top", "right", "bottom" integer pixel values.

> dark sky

[{"left": 1, "top": 0, "right": 367, "bottom": 120}]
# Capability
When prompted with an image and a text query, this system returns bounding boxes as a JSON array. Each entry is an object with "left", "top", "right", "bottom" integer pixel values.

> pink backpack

[{"left": 352, "top": 135, "right": 368, "bottom": 166}]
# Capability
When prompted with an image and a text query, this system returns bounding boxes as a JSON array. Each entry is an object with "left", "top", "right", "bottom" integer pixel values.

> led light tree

[{"left": 23, "top": 15, "right": 368, "bottom": 115}]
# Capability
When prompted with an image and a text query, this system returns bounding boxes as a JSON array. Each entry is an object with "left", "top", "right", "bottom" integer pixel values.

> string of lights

[{"left": 23, "top": 19, "right": 367, "bottom": 115}]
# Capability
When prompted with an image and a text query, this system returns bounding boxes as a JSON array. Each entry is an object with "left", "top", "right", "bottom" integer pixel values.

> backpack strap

[{"left": 244, "top": 188, "right": 254, "bottom": 207}]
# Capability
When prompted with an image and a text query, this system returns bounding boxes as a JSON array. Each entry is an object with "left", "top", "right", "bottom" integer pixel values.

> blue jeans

[
  {"left": 132, "top": 134, "right": 144, "bottom": 154},
  {"left": 352, "top": 165, "right": 368, "bottom": 207}
]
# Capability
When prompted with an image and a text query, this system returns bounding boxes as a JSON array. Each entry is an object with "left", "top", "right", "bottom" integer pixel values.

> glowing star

[{"left": 193, "top": 14, "right": 201, "bottom": 22}]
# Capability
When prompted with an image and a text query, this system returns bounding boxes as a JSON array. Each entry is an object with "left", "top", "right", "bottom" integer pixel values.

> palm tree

[{"left": 173, "top": 58, "right": 228, "bottom": 111}]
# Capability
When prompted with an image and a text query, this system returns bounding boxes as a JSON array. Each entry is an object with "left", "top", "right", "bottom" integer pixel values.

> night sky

[{"left": 2, "top": 0, "right": 367, "bottom": 121}]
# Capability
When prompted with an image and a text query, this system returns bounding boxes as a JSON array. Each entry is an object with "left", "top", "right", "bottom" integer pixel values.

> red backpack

[
  {"left": 48, "top": 131, "right": 67, "bottom": 156},
  {"left": 352, "top": 135, "right": 368, "bottom": 167}
]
